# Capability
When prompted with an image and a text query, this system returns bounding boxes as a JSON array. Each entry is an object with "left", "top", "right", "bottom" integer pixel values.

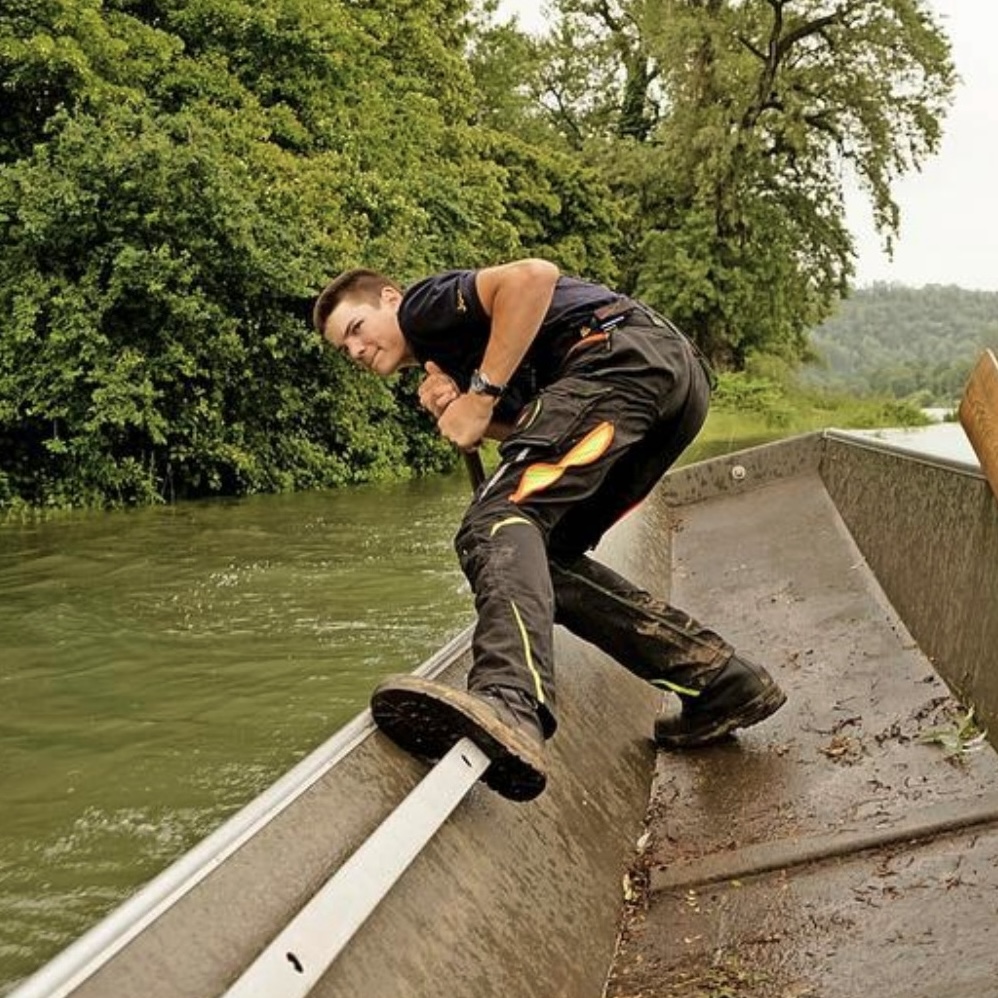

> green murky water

[{"left": 0, "top": 474, "right": 473, "bottom": 993}]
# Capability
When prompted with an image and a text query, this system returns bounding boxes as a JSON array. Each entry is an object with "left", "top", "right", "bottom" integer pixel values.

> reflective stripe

[
  {"left": 514, "top": 398, "right": 543, "bottom": 433},
  {"left": 509, "top": 600, "right": 544, "bottom": 704},
  {"left": 510, "top": 421, "right": 615, "bottom": 504},
  {"left": 490, "top": 516, "right": 534, "bottom": 537},
  {"left": 652, "top": 678, "right": 702, "bottom": 698}
]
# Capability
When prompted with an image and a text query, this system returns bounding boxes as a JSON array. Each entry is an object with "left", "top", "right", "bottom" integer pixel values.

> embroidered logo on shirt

[{"left": 456, "top": 288, "right": 467, "bottom": 313}]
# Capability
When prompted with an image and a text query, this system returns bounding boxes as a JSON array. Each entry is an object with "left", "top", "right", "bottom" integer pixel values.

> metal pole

[
  {"left": 222, "top": 738, "right": 489, "bottom": 998},
  {"left": 462, "top": 449, "right": 486, "bottom": 490}
]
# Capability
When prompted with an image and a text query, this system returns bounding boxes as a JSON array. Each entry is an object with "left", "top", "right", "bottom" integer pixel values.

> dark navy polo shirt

[{"left": 398, "top": 269, "right": 620, "bottom": 420}]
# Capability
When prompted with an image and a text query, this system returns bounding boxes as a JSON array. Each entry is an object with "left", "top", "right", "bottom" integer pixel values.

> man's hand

[
  {"left": 418, "top": 361, "right": 460, "bottom": 419},
  {"left": 436, "top": 392, "right": 494, "bottom": 451}
]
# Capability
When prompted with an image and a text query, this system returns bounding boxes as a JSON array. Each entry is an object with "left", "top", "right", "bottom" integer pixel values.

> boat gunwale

[
  {"left": 823, "top": 427, "right": 982, "bottom": 479},
  {"left": 9, "top": 628, "right": 474, "bottom": 998}
]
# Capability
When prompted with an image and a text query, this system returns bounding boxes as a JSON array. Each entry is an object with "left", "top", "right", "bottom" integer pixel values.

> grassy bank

[{"left": 681, "top": 371, "right": 932, "bottom": 465}]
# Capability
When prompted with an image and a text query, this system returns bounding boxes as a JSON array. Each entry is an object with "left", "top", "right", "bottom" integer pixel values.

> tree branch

[
  {"left": 775, "top": 1, "right": 866, "bottom": 62},
  {"left": 742, "top": 0, "right": 865, "bottom": 133}
]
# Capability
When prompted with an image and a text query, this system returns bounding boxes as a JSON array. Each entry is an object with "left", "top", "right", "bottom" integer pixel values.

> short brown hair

[{"left": 311, "top": 269, "right": 401, "bottom": 335}]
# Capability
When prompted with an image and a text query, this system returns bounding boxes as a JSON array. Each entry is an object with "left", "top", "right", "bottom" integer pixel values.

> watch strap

[{"left": 470, "top": 369, "right": 505, "bottom": 398}]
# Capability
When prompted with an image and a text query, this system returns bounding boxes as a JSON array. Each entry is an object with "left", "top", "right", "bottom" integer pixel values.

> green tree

[
  {"left": 523, "top": 0, "right": 955, "bottom": 368},
  {"left": 0, "top": 100, "right": 386, "bottom": 504},
  {"left": 0, "top": 0, "right": 186, "bottom": 162},
  {"left": 0, "top": 0, "right": 629, "bottom": 507},
  {"left": 0, "top": 0, "right": 492, "bottom": 506}
]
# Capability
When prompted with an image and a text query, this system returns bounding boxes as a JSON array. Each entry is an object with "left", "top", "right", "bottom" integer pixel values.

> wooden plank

[{"left": 959, "top": 349, "right": 998, "bottom": 500}]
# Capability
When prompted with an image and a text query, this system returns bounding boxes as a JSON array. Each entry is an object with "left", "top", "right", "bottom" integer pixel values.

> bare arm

[
  {"left": 436, "top": 259, "right": 560, "bottom": 450},
  {"left": 474, "top": 258, "right": 560, "bottom": 388}
]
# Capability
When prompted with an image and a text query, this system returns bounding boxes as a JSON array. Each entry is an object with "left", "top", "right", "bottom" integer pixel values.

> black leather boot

[
  {"left": 654, "top": 654, "right": 786, "bottom": 748},
  {"left": 371, "top": 675, "right": 547, "bottom": 802}
]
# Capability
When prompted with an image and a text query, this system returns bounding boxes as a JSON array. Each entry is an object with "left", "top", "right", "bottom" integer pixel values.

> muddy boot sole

[
  {"left": 370, "top": 675, "right": 547, "bottom": 802},
  {"left": 655, "top": 684, "right": 787, "bottom": 749}
]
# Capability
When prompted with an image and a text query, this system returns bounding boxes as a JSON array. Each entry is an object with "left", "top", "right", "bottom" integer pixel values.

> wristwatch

[{"left": 469, "top": 369, "right": 505, "bottom": 399}]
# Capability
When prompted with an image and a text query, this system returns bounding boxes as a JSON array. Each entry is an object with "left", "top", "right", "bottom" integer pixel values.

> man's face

[{"left": 323, "top": 286, "right": 413, "bottom": 376}]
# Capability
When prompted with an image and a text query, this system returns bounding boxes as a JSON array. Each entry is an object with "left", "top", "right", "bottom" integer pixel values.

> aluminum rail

[
  {"left": 823, "top": 427, "right": 982, "bottom": 477},
  {"left": 223, "top": 737, "right": 489, "bottom": 998}
]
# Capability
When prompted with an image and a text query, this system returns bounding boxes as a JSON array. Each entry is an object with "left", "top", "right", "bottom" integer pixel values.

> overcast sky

[{"left": 496, "top": 1, "right": 998, "bottom": 292}]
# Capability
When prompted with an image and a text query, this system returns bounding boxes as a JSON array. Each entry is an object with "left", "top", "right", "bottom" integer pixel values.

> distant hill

[{"left": 801, "top": 283, "right": 998, "bottom": 405}]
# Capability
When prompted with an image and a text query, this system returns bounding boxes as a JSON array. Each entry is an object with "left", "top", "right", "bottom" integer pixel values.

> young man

[{"left": 313, "top": 259, "right": 785, "bottom": 802}]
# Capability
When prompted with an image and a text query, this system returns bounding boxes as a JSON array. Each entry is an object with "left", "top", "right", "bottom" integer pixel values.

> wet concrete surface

[{"left": 606, "top": 473, "right": 998, "bottom": 997}]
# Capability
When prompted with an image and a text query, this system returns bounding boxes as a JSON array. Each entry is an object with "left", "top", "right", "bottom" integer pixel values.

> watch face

[{"left": 471, "top": 371, "right": 502, "bottom": 397}]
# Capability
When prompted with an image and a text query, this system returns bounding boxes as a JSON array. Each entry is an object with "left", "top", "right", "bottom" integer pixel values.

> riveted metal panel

[{"left": 660, "top": 433, "right": 824, "bottom": 507}]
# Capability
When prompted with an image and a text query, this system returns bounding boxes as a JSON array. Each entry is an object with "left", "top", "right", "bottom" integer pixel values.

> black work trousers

[{"left": 454, "top": 314, "right": 731, "bottom": 736}]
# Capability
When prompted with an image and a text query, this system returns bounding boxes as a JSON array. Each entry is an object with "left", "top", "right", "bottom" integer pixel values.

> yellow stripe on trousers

[
  {"left": 509, "top": 599, "right": 545, "bottom": 705},
  {"left": 510, "top": 421, "right": 615, "bottom": 504}
]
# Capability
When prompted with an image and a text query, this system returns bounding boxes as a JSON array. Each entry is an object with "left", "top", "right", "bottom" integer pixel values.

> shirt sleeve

[{"left": 398, "top": 270, "right": 490, "bottom": 342}]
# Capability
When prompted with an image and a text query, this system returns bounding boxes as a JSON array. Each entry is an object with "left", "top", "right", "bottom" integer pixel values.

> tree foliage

[
  {"left": 498, "top": 0, "right": 955, "bottom": 367},
  {"left": 0, "top": 0, "right": 960, "bottom": 508},
  {"left": 0, "top": 0, "right": 619, "bottom": 507}
]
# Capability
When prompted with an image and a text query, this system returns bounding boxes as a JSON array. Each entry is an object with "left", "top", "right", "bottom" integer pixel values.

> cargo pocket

[
  {"left": 500, "top": 381, "right": 617, "bottom": 505},
  {"left": 499, "top": 380, "right": 613, "bottom": 461}
]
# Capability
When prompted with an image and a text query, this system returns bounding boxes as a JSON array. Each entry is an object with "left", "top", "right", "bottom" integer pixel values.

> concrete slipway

[{"left": 11, "top": 428, "right": 998, "bottom": 998}]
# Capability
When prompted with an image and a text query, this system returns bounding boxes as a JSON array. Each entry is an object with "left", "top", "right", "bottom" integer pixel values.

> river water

[{"left": 0, "top": 473, "right": 474, "bottom": 994}]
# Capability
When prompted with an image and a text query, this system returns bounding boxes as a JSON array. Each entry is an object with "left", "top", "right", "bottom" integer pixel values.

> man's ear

[{"left": 381, "top": 285, "right": 403, "bottom": 309}]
